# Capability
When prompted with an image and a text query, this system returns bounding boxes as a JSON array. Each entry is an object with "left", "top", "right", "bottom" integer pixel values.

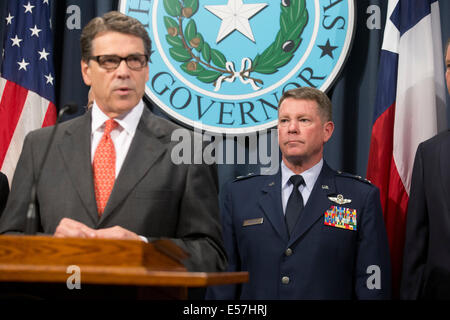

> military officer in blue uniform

[{"left": 207, "top": 87, "right": 391, "bottom": 299}]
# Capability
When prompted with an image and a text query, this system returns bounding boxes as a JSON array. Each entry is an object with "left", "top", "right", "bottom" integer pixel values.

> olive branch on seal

[{"left": 163, "top": 0, "right": 308, "bottom": 91}]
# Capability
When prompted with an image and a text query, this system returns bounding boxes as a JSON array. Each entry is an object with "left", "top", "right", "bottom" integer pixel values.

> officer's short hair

[{"left": 278, "top": 87, "right": 332, "bottom": 122}]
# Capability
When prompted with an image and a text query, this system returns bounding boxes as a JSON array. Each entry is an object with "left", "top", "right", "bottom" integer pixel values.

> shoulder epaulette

[
  {"left": 337, "top": 171, "right": 372, "bottom": 185},
  {"left": 234, "top": 172, "right": 259, "bottom": 182}
]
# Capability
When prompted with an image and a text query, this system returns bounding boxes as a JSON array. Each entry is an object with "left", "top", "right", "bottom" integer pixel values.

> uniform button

[
  {"left": 285, "top": 248, "right": 292, "bottom": 256},
  {"left": 281, "top": 276, "right": 290, "bottom": 284}
]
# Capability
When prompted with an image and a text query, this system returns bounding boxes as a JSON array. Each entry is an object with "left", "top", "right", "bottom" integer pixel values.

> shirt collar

[
  {"left": 91, "top": 100, "right": 144, "bottom": 135},
  {"left": 281, "top": 158, "right": 323, "bottom": 192}
]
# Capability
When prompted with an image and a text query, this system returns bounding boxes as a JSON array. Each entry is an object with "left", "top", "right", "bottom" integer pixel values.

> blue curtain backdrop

[{"left": 1, "top": 0, "right": 449, "bottom": 189}]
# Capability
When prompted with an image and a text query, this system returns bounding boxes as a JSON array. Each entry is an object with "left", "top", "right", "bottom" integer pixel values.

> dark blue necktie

[{"left": 285, "top": 175, "right": 305, "bottom": 236}]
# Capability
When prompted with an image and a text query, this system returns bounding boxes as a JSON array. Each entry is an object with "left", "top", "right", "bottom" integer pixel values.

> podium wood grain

[{"left": 0, "top": 235, "right": 247, "bottom": 299}]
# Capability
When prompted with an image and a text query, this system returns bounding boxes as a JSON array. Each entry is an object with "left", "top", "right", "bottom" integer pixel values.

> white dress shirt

[
  {"left": 90, "top": 100, "right": 144, "bottom": 177},
  {"left": 281, "top": 159, "right": 323, "bottom": 215}
]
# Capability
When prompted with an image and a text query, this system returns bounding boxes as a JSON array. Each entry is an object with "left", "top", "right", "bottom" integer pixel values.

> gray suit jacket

[{"left": 0, "top": 107, "right": 227, "bottom": 272}]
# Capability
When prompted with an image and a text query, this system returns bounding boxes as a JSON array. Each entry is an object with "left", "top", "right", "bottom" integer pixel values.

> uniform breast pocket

[
  {"left": 318, "top": 223, "right": 357, "bottom": 258},
  {"left": 322, "top": 224, "right": 356, "bottom": 240}
]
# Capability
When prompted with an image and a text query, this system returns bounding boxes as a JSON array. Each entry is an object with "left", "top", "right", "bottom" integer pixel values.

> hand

[
  {"left": 54, "top": 218, "right": 97, "bottom": 238},
  {"left": 54, "top": 218, "right": 141, "bottom": 241},
  {"left": 94, "top": 226, "right": 141, "bottom": 241}
]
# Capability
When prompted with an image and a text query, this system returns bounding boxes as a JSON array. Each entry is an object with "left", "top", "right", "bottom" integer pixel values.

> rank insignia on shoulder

[
  {"left": 337, "top": 171, "right": 372, "bottom": 184},
  {"left": 235, "top": 172, "right": 257, "bottom": 181},
  {"left": 324, "top": 206, "right": 357, "bottom": 231},
  {"left": 328, "top": 194, "right": 351, "bottom": 205}
]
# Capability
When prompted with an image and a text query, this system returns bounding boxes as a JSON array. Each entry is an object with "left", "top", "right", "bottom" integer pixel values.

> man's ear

[
  {"left": 81, "top": 60, "right": 92, "bottom": 86},
  {"left": 323, "top": 121, "right": 334, "bottom": 143}
]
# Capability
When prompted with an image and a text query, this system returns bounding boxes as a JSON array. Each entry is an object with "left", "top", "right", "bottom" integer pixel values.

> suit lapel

[
  {"left": 99, "top": 108, "right": 166, "bottom": 222},
  {"left": 58, "top": 112, "right": 99, "bottom": 224},
  {"left": 288, "top": 162, "right": 337, "bottom": 246},
  {"left": 258, "top": 171, "right": 289, "bottom": 242}
]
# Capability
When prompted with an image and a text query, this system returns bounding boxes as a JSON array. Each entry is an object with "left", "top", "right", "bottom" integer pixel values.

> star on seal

[{"left": 205, "top": 0, "right": 268, "bottom": 43}]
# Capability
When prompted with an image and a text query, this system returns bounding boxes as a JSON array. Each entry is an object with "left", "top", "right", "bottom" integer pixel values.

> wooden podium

[{"left": 0, "top": 235, "right": 247, "bottom": 299}]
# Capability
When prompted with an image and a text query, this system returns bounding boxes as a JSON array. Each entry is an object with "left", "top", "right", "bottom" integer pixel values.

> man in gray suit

[{"left": 0, "top": 11, "right": 227, "bottom": 273}]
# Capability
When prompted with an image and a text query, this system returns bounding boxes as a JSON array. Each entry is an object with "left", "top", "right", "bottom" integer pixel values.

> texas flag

[{"left": 367, "top": 0, "right": 446, "bottom": 296}]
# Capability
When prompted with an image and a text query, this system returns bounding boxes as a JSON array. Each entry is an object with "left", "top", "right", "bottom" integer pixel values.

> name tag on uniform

[
  {"left": 243, "top": 218, "right": 264, "bottom": 227},
  {"left": 324, "top": 206, "right": 357, "bottom": 231}
]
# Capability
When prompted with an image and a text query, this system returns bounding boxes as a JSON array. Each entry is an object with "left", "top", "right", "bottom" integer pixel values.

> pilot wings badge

[{"left": 328, "top": 194, "right": 352, "bottom": 205}]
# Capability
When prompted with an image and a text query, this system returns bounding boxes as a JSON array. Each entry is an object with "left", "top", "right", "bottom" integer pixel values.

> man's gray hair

[{"left": 278, "top": 87, "right": 332, "bottom": 122}]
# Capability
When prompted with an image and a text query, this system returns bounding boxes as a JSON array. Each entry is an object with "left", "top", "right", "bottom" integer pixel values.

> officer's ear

[{"left": 323, "top": 121, "right": 334, "bottom": 143}]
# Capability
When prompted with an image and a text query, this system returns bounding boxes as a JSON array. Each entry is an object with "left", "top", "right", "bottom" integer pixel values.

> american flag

[
  {"left": 0, "top": 0, "right": 57, "bottom": 185},
  {"left": 366, "top": 0, "right": 446, "bottom": 296}
]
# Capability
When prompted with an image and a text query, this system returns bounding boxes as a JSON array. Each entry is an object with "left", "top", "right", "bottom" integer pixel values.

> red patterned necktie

[{"left": 93, "top": 119, "right": 118, "bottom": 216}]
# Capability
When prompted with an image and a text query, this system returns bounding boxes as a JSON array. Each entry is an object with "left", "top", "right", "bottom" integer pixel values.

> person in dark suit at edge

[
  {"left": 400, "top": 38, "right": 450, "bottom": 299},
  {"left": 0, "top": 172, "right": 8, "bottom": 218},
  {"left": 207, "top": 86, "right": 391, "bottom": 299},
  {"left": 0, "top": 11, "right": 226, "bottom": 273}
]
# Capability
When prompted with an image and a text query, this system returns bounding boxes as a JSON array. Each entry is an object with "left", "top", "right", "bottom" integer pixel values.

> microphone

[
  {"left": 59, "top": 102, "right": 78, "bottom": 117},
  {"left": 25, "top": 103, "right": 79, "bottom": 234}
]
